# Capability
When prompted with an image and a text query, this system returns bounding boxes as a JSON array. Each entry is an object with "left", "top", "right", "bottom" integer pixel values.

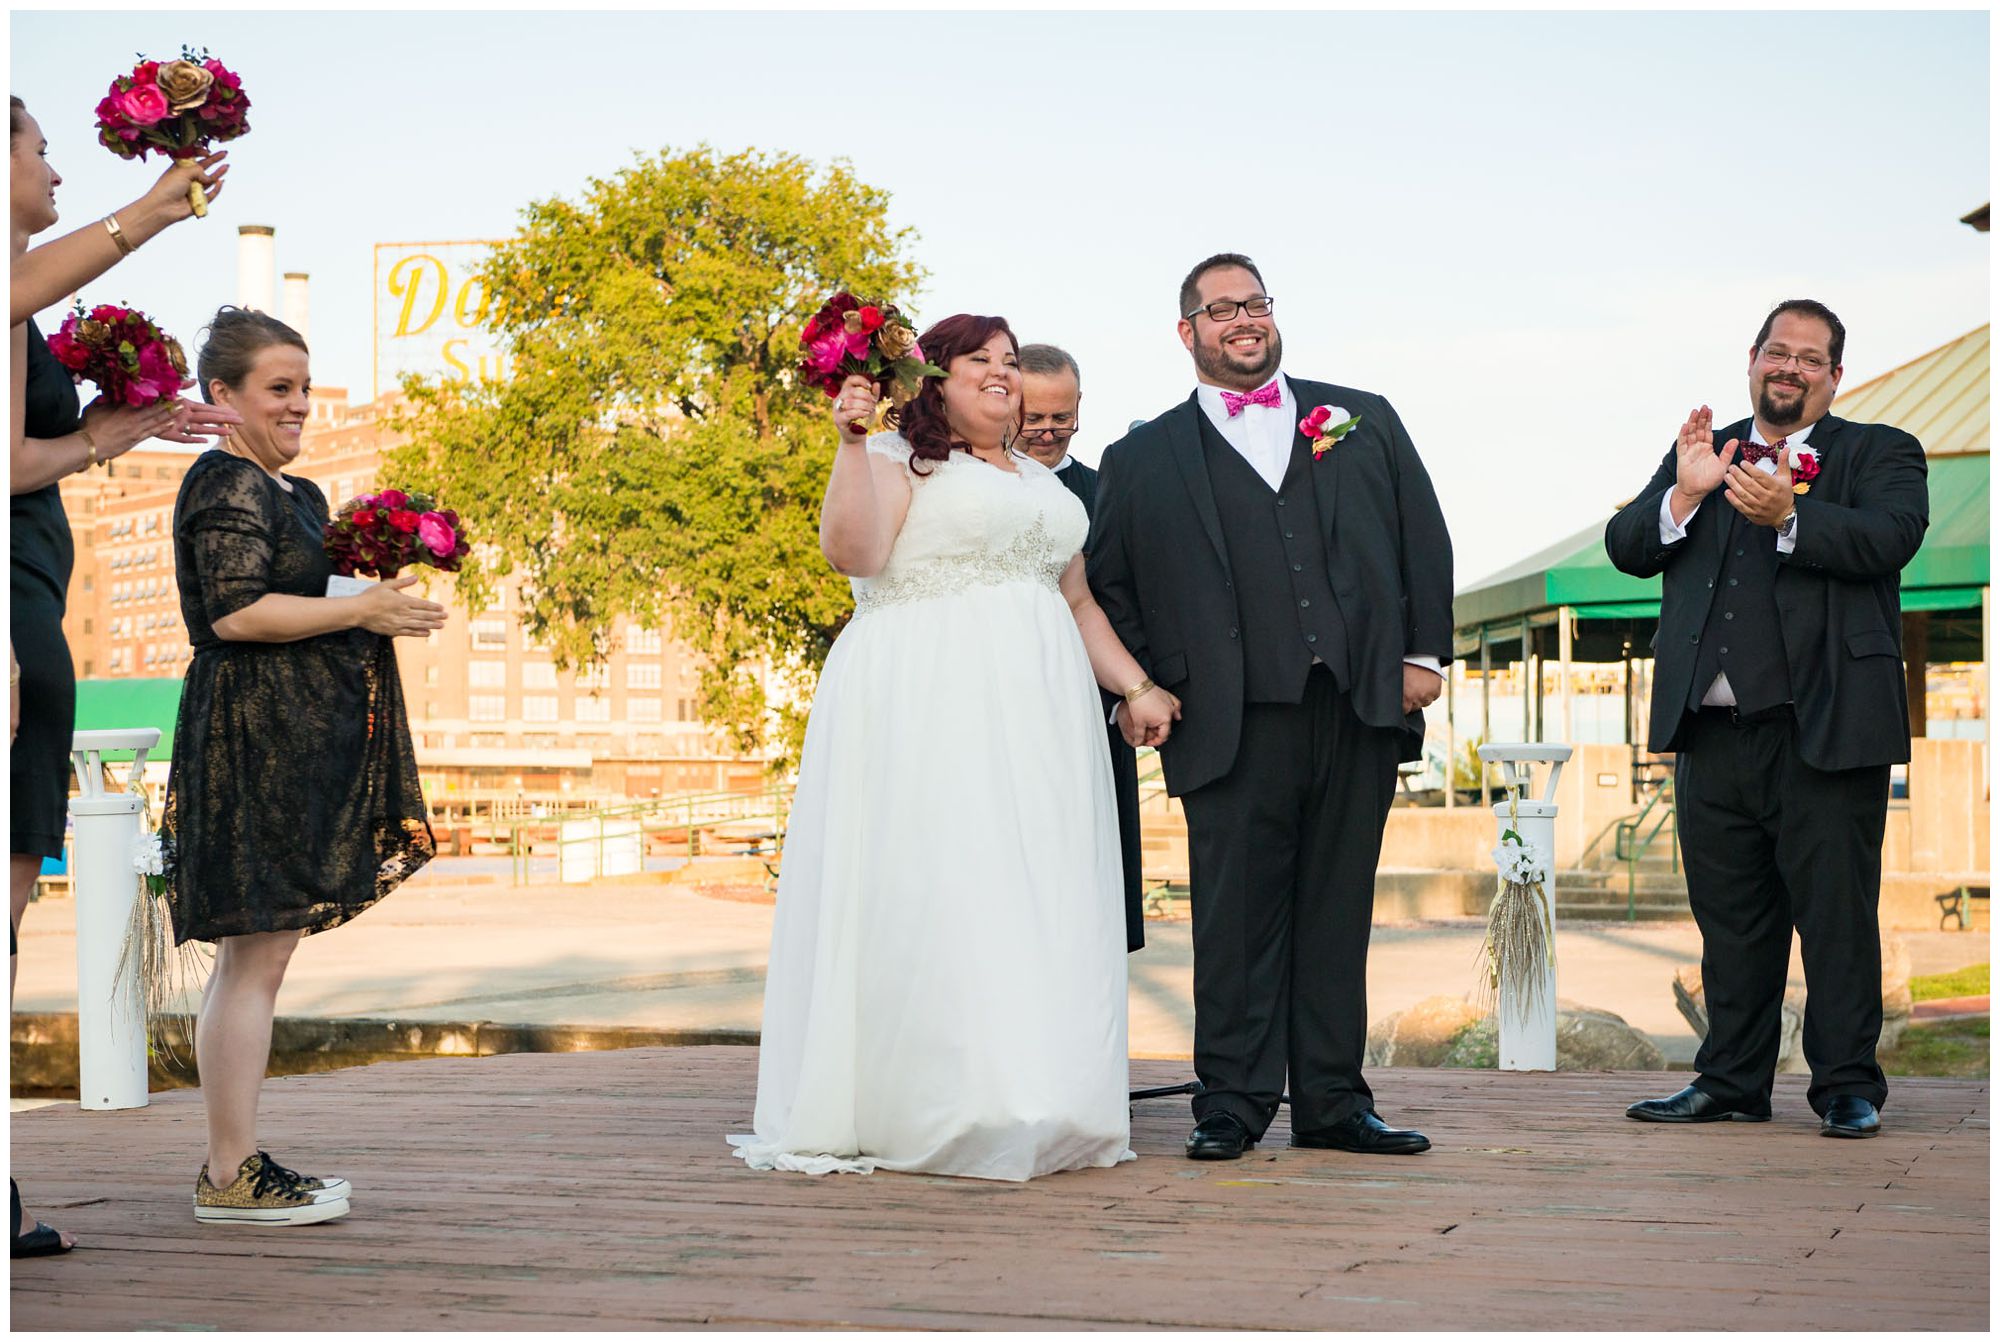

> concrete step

[{"left": 1556, "top": 902, "right": 1693, "bottom": 923}]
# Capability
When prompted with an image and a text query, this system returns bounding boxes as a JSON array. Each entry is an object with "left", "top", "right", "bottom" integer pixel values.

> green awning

[
  {"left": 74, "top": 677, "right": 184, "bottom": 758},
  {"left": 1455, "top": 452, "right": 1990, "bottom": 635}
]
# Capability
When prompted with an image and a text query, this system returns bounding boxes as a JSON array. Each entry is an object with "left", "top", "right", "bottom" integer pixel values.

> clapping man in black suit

[
  {"left": 1087, "top": 254, "right": 1454, "bottom": 1160},
  {"left": 1607, "top": 300, "right": 1928, "bottom": 1139},
  {"left": 1019, "top": 343, "right": 1145, "bottom": 953}
]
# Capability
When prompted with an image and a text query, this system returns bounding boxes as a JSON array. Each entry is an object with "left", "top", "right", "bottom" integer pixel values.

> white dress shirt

[
  {"left": 1051, "top": 454, "right": 1073, "bottom": 473},
  {"left": 1658, "top": 418, "right": 1814, "bottom": 707}
]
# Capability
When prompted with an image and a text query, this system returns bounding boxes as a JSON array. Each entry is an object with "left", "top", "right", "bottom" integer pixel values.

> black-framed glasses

[
  {"left": 1759, "top": 346, "right": 1832, "bottom": 373},
  {"left": 1019, "top": 419, "right": 1079, "bottom": 441},
  {"left": 1184, "top": 295, "right": 1275, "bottom": 323}
]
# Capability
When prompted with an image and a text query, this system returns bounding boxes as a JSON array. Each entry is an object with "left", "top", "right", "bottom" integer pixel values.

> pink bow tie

[
  {"left": 1740, "top": 437, "right": 1788, "bottom": 466},
  {"left": 1220, "top": 381, "right": 1281, "bottom": 417}
]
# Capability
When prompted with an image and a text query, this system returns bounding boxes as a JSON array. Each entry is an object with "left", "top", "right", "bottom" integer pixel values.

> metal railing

[
  {"left": 506, "top": 780, "right": 794, "bottom": 885},
  {"left": 1613, "top": 776, "right": 1679, "bottom": 922}
]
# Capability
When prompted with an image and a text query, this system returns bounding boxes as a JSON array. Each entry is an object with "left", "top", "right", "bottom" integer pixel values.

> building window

[
  {"left": 522, "top": 662, "right": 557, "bottom": 690},
  {"left": 522, "top": 695, "right": 558, "bottom": 723},
  {"left": 676, "top": 697, "right": 697, "bottom": 722},
  {"left": 628, "top": 697, "right": 662, "bottom": 723},
  {"left": 468, "top": 660, "right": 507, "bottom": 689},
  {"left": 626, "top": 663, "right": 662, "bottom": 690},
  {"left": 471, "top": 619, "right": 508, "bottom": 651},
  {"left": 424, "top": 666, "right": 439, "bottom": 687},
  {"left": 576, "top": 696, "right": 611, "bottom": 723},
  {"left": 469, "top": 695, "right": 506, "bottom": 723},
  {"left": 574, "top": 665, "right": 608, "bottom": 691},
  {"left": 627, "top": 626, "right": 663, "bottom": 655}
]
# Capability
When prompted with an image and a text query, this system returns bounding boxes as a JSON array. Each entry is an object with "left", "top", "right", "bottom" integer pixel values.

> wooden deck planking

[{"left": 9, "top": 1048, "right": 1987, "bottom": 1331}]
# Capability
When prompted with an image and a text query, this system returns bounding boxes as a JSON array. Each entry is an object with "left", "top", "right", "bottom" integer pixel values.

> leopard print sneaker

[{"left": 194, "top": 1152, "right": 350, "bottom": 1226}]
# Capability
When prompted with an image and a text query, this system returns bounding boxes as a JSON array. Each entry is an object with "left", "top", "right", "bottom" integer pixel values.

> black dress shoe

[
  {"left": 1291, "top": 1110, "right": 1431, "bottom": 1155},
  {"left": 1624, "top": 1084, "right": 1771, "bottom": 1123},
  {"left": 1185, "top": 1112, "right": 1256, "bottom": 1160},
  {"left": 1820, "top": 1095, "right": 1881, "bottom": 1138}
]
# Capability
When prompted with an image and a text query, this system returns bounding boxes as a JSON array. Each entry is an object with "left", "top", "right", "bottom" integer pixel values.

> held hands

[
  {"left": 833, "top": 374, "right": 878, "bottom": 445},
  {"left": 352, "top": 575, "right": 449, "bottom": 639},
  {"left": 1670, "top": 405, "right": 1737, "bottom": 519},
  {"left": 1723, "top": 457, "right": 1795, "bottom": 528},
  {"left": 1401, "top": 664, "right": 1443, "bottom": 715},
  {"left": 1117, "top": 686, "right": 1182, "bottom": 749}
]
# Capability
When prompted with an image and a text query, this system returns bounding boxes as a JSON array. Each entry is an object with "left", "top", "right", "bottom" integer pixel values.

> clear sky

[{"left": 13, "top": 8, "right": 1989, "bottom": 582}]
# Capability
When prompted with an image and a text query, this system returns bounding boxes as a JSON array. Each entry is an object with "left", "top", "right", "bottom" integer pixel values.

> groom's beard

[
  {"left": 1756, "top": 374, "right": 1810, "bottom": 429},
  {"left": 1194, "top": 326, "right": 1283, "bottom": 387}
]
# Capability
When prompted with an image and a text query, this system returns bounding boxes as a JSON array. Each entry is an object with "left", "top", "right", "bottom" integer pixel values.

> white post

[
  {"left": 1478, "top": 742, "right": 1574, "bottom": 1072},
  {"left": 68, "top": 728, "right": 161, "bottom": 1110}
]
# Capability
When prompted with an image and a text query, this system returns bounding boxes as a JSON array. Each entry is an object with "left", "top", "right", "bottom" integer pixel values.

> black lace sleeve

[{"left": 177, "top": 458, "right": 279, "bottom": 627}]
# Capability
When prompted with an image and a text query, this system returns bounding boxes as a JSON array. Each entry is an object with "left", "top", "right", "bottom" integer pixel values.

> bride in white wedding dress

[{"left": 728, "top": 315, "right": 1181, "bottom": 1181}]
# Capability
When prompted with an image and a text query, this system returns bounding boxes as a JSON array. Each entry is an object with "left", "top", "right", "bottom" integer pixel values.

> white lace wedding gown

[{"left": 728, "top": 432, "right": 1133, "bottom": 1180}]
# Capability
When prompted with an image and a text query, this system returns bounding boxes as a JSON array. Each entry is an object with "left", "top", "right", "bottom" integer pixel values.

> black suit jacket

[
  {"left": 1054, "top": 457, "right": 1098, "bottom": 516},
  {"left": 1603, "top": 414, "right": 1928, "bottom": 771},
  {"left": 1086, "top": 378, "right": 1455, "bottom": 796}
]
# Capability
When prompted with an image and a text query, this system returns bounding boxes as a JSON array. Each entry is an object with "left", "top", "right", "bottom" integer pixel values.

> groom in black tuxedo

[
  {"left": 1019, "top": 342, "right": 1145, "bottom": 952},
  {"left": 1608, "top": 300, "right": 1928, "bottom": 1138},
  {"left": 1087, "top": 254, "right": 1454, "bottom": 1159}
]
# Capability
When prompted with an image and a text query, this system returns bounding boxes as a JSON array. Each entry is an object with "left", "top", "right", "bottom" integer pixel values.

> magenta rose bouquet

[
  {"left": 93, "top": 47, "right": 250, "bottom": 216},
  {"left": 323, "top": 488, "right": 469, "bottom": 581},
  {"left": 47, "top": 301, "right": 190, "bottom": 407}
]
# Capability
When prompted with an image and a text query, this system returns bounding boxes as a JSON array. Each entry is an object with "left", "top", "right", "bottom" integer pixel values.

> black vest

[
  {"left": 1686, "top": 506, "right": 1793, "bottom": 713},
  {"left": 1198, "top": 413, "right": 1349, "bottom": 702}
]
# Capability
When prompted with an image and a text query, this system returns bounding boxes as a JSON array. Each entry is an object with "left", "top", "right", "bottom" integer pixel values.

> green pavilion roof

[{"left": 74, "top": 676, "right": 184, "bottom": 758}]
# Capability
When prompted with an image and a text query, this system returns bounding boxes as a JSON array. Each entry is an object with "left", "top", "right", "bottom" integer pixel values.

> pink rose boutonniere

[
  {"left": 1789, "top": 445, "right": 1821, "bottom": 495},
  {"left": 1300, "top": 404, "right": 1362, "bottom": 460}
]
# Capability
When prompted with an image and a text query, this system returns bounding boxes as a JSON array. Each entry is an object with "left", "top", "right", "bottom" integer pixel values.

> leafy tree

[{"left": 388, "top": 145, "right": 922, "bottom": 768}]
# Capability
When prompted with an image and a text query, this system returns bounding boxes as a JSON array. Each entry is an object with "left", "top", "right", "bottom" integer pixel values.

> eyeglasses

[
  {"left": 1019, "top": 420, "right": 1078, "bottom": 441},
  {"left": 1759, "top": 346, "right": 1832, "bottom": 373},
  {"left": 1183, "top": 296, "right": 1275, "bottom": 323}
]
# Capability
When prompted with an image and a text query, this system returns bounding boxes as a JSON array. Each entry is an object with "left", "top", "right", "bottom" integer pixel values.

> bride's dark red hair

[{"left": 888, "top": 313, "right": 1017, "bottom": 473}]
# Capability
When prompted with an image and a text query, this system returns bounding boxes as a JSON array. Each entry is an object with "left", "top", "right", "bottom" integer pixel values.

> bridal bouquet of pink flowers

[
  {"left": 323, "top": 488, "right": 469, "bottom": 580},
  {"left": 47, "top": 301, "right": 190, "bottom": 407},
  {"left": 798, "top": 292, "right": 943, "bottom": 432}
]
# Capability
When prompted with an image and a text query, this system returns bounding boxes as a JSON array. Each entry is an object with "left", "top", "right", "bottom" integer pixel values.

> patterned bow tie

[
  {"left": 1220, "top": 381, "right": 1282, "bottom": 417},
  {"left": 1739, "top": 437, "right": 1788, "bottom": 466}
]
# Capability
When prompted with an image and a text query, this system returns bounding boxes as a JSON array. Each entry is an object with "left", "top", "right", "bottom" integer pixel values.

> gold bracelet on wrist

[
  {"left": 1122, "top": 677, "right": 1156, "bottom": 705},
  {"left": 103, "top": 214, "right": 135, "bottom": 257},
  {"left": 77, "top": 428, "right": 99, "bottom": 472}
]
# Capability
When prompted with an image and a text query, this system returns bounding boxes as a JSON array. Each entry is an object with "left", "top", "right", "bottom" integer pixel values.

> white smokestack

[
  {"left": 236, "top": 225, "right": 276, "bottom": 313},
  {"left": 282, "top": 272, "right": 310, "bottom": 346}
]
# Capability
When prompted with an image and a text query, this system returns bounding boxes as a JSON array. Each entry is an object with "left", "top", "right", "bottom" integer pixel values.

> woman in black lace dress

[
  {"left": 165, "top": 308, "right": 445, "bottom": 1226},
  {"left": 10, "top": 95, "right": 232, "bottom": 1258}
]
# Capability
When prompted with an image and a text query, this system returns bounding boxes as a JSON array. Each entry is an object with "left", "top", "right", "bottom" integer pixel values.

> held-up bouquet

[
  {"left": 798, "top": 292, "right": 943, "bottom": 433},
  {"left": 93, "top": 47, "right": 250, "bottom": 215},
  {"left": 323, "top": 488, "right": 469, "bottom": 588},
  {"left": 47, "top": 301, "right": 190, "bottom": 407}
]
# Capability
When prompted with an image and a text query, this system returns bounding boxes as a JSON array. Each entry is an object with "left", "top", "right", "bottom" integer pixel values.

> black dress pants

[
  {"left": 1676, "top": 707, "right": 1891, "bottom": 1116},
  {"left": 1178, "top": 667, "right": 1402, "bottom": 1137}
]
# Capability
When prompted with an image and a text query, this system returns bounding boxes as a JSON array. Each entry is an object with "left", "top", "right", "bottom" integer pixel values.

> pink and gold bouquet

[
  {"left": 47, "top": 301, "right": 190, "bottom": 407},
  {"left": 93, "top": 47, "right": 249, "bottom": 215},
  {"left": 798, "top": 292, "right": 943, "bottom": 432}
]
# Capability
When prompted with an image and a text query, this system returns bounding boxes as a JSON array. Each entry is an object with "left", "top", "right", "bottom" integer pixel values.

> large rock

[
  {"left": 1672, "top": 933, "right": 1912, "bottom": 1072},
  {"left": 1365, "top": 996, "right": 1486, "bottom": 1067},
  {"left": 1370, "top": 996, "right": 1665, "bottom": 1071}
]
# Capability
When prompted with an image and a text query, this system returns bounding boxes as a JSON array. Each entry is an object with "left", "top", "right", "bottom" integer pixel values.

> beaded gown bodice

[{"left": 851, "top": 433, "right": 1087, "bottom": 615}]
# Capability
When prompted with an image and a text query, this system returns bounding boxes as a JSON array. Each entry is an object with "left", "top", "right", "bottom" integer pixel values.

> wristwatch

[{"left": 1776, "top": 510, "right": 1798, "bottom": 540}]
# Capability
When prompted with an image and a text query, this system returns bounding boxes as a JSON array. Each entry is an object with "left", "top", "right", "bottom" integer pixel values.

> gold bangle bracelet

[
  {"left": 1122, "top": 677, "right": 1156, "bottom": 705},
  {"left": 77, "top": 428, "right": 99, "bottom": 472},
  {"left": 103, "top": 214, "right": 135, "bottom": 257}
]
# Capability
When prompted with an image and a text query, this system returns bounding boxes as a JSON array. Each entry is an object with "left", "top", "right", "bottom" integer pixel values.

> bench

[{"left": 1935, "top": 883, "right": 1990, "bottom": 931}]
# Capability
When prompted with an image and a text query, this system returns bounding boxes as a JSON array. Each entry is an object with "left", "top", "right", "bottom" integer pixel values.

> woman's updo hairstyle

[
  {"left": 197, "top": 306, "right": 308, "bottom": 403},
  {"left": 889, "top": 313, "right": 1016, "bottom": 474}
]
